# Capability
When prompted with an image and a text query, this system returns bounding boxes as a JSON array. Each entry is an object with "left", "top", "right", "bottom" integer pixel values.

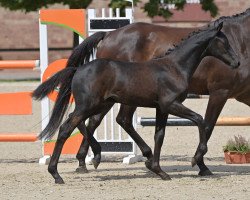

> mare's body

[{"left": 73, "top": 9, "right": 250, "bottom": 174}]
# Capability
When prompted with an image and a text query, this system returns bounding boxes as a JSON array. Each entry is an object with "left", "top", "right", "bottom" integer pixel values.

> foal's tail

[
  {"left": 32, "top": 31, "right": 107, "bottom": 140},
  {"left": 33, "top": 31, "right": 107, "bottom": 101},
  {"left": 32, "top": 67, "right": 77, "bottom": 140},
  {"left": 67, "top": 31, "right": 107, "bottom": 67}
]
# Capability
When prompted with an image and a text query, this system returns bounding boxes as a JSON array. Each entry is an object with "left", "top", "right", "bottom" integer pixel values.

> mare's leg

[
  {"left": 116, "top": 105, "right": 153, "bottom": 160},
  {"left": 145, "top": 108, "right": 170, "bottom": 180},
  {"left": 236, "top": 92, "right": 250, "bottom": 107},
  {"left": 76, "top": 110, "right": 111, "bottom": 173},
  {"left": 48, "top": 110, "right": 84, "bottom": 184},
  {"left": 197, "top": 92, "right": 228, "bottom": 176},
  {"left": 167, "top": 101, "right": 207, "bottom": 168}
]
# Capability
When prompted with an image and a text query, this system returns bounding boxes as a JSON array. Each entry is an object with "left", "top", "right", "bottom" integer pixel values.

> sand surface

[{"left": 0, "top": 82, "right": 249, "bottom": 200}]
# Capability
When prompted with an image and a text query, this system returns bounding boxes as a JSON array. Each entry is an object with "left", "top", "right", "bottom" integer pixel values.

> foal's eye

[{"left": 217, "top": 40, "right": 225, "bottom": 48}]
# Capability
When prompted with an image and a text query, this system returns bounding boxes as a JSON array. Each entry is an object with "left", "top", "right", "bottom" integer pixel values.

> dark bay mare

[
  {"left": 70, "top": 8, "right": 250, "bottom": 175},
  {"left": 33, "top": 23, "right": 240, "bottom": 184}
]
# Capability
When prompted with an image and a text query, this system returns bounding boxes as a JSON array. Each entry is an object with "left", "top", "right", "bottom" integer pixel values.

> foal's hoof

[
  {"left": 145, "top": 159, "right": 153, "bottom": 171},
  {"left": 75, "top": 166, "right": 88, "bottom": 173},
  {"left": 55, "top": 178, "right": 65, "bottom": 184},
  {"left": 198, "top": 169, "right": 213, "bottom": 176},
  {"left": 159, "top": 172, "right": 171, "bottom": 180},
  {"left": 191, "top": 157, "right": 197, "bottom": 167},
  {"left": 91, "top": 158, "right": 100, "bottom": 169},
  {"left": 145, "top": 160, "right": 171, "bottom": 180}
]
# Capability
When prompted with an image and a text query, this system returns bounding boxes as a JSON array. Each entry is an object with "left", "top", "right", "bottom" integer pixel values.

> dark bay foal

[{"left": 33, "top": 22, "right": 239, "bottom": 184}]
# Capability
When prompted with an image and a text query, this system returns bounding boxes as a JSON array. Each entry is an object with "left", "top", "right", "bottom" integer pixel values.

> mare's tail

[
  {"left": 67, "top": 31, "right": 107, "bottom": 67},
  {"left": 32, "top": 67, "right": 77, "bottom": 140}
]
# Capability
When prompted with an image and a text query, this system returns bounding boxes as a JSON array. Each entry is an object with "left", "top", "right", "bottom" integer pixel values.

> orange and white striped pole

[
  {"left": 0, "top": 60, "right": 39, "bottom": 69},
  {"left": 0, "top": 133, "right": 38, "bottom": 142}
]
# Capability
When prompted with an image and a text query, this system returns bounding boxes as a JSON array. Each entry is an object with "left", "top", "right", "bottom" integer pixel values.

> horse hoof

[
  {"left": 75, "top": 166, "right": 88, "bottom": 173},
  {"left": 145, "top": 160, "right": 170, "bottom": 180},
  {"left": 198, "top": 169, "right": 213, "bottom": 176},
  {"left": 145, "top": 159, "right": 153, "bottom": 170},
  {"left": 191, "top": 157, "right": 197, "bottom": 167},
  {"left": 92, "top": 159, "right": 100, "bottom": 169},
  {"left": 159, "top": 172, "right": 171, "bottom": 180},
  {"left": 55, "top": 178, "right": 65, "bottom": 184}
]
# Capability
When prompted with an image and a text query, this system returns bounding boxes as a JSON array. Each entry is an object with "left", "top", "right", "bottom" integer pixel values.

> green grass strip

[{"left": 41, "top": 21, "right": 86, "bottom": 38}]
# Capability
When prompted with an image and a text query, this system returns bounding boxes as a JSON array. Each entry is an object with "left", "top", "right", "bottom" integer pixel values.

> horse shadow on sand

[{"left": 62, "top": 155, "right": 250, "bottom": 181}]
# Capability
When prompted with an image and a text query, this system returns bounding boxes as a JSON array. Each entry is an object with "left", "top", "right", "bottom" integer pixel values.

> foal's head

[{"left": 203, "top": 22, "right": 240, "bottom": 69}]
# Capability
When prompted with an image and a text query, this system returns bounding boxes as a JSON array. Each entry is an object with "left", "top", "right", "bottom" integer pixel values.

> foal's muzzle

[{"left": 230, "top": 60, "right": 240, "bottom": 69}]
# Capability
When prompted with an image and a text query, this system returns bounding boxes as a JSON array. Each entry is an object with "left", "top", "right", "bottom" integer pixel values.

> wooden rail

[
  {"left": 138, "top": 117, "right": 250, "bottom": 126},
  {"left": 0, "top": 60, "right": 39, "bottom": 69},
  {"left": 0, "top": 133, "right": 38, "bottom": 142}
]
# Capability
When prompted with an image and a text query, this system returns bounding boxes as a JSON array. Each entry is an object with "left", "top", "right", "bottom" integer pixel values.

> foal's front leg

[
  {"left": 196, "top": 93, "right": 228, "bottom": 176},
  {"left": 145, "top": 108, "right": 171, "bottom": 180},
  {"left": 116, "top": 105, "right": 153, "bottom": 161},
  {"left": 168, "top": 101, "right": 208, "bottom": 168}
]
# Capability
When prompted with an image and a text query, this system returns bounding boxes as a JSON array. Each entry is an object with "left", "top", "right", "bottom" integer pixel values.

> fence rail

[
  {"left": 138, "top": 117, "right": 250, "bottom": 127},
  {"left": 0, "top": 60, "right": 40, "bottom": 69},
  {"left": 0, "top": 133, "right": 38, "bottom": 142},
  {"left": 0, "top": 47, "right": 72, "bottom": 52}
]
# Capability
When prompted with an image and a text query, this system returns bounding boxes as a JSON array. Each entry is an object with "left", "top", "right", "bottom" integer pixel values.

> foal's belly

[{"left": 106, "top": 88, "right": 158, "bottom": 108}]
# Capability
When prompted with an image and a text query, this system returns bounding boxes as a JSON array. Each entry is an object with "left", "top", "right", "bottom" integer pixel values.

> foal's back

[{"left": 72, "top": 57, "right": 178, "bottom": 107}]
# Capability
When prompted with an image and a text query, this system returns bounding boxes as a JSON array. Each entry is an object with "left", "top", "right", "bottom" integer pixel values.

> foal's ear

[{"left": 216, "top": 22, "right": 223, "bottom": 32}]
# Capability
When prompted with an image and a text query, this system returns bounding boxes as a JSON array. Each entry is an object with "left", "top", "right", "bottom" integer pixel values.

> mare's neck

[{"left": 225, "top": 14, "right": 250, "bottom": 59}]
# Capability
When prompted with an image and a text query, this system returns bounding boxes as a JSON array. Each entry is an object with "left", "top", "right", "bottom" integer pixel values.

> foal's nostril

[{"left": 237, "top": 61, "right": 240, "bottom": 66}]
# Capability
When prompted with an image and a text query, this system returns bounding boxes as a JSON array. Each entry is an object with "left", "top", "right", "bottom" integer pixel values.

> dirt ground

[{"left": 0, "top": 82, "right": 249, "bottom": 200}]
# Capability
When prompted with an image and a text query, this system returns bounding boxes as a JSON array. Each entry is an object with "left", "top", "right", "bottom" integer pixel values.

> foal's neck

[{"left": 167, "top": 36, "right": 211, "bottom": 80}]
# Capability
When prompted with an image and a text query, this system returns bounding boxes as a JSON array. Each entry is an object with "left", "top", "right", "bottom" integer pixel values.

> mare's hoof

[
  {"left": 198, "top": 169, "right": 213, "bottom": 176},
  {"left": 55, "top": 178, "right": 65, "bottom": 184},
  {"left": 75, "top": 166, "right": 88, "bottom": 173},
  {"left": 191, "top": 157, "right": 197, "bottom": 167},
  {"left": 92, "top": 158, "right": 100, "bottom": 169},
  {"left": 159, "top": 172, "right": 171, "bottom": 180}
]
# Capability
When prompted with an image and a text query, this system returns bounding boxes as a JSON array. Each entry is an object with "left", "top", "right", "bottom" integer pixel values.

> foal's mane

[
  {"left": 164, "top": 8, "right": 250, "bottom": 56},
  {"left": 165, "top": 28, "right": 205, "bottom": 55}
]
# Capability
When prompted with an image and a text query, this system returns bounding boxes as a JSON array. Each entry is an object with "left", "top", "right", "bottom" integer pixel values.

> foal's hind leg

[
  {"left": 48, "top": 110, "right": 84, "bottom": 184},
  {"left": 116, "top": 105, "right": 153, "bottom": 160},
  {"left": 167, "top": 101, "right": 207, "bottom": 168},
  {"left": 145, "top": 108, "right": 171, "bottom": 180},
  {"left": 76, "top": 106, "right": 113, "bottom": 173}
]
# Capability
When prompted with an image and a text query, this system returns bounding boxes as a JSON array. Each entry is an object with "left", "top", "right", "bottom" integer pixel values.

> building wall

[
  {"left": 216, "top": 0, "right": 250, "bottom": 17},
  {"left": 152, "top": 0, "right": 250, "bottom": 27},
  {"left": 0, "top": 0, "right": 249, "bottom": 61},
  {"left": 0, "top": 4, "right": 72, "bottom": 62}
]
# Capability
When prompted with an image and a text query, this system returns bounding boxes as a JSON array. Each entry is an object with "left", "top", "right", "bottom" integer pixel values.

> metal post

[{"left": 39, "top": 19, "right": 50, "bottom": 132}]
